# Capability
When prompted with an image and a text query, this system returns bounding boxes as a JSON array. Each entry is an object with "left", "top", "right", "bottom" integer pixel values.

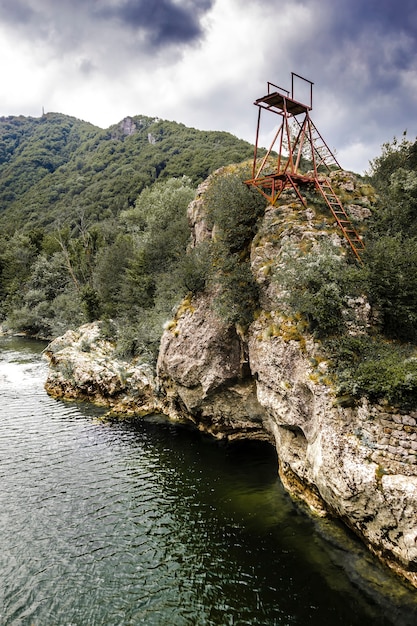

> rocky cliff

[
  {"left": 44, "top": 166, "right": 417, "bottom": 589},
  {"left": 156, "top": 168, "right": 417, "bottom": 588}
]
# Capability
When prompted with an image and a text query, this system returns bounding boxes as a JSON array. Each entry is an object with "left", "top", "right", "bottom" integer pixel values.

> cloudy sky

[{"left": 1, "top": 0, "right": 416, "bottom": 173}]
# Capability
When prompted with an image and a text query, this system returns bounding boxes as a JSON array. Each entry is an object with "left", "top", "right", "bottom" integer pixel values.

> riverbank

[
  {"left": 43, "top": 316, "right": 417, "bottom": 592},
  {"left": 43, "top": 322, "right": 159, "bottom": 417}
]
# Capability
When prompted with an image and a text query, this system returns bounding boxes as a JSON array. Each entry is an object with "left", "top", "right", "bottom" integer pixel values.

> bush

[
  {"left": 205, "top": 172, "right": 265, "bottom": 253},
  {"left": 368, "top": 135, "right": 417, "bottom": 238},
  {"left": 203, "top": 172, "right": 266, "bottom": 327},
  {"left": 326, "top": 335, "right": 417, "bottom": 407},
  {"left": 113, "top": 308, "right": 170, "bottom": 364},
  {"left": 211, "top": 255, "right": 259, "bottom": 326},
  {"left": 176, "top": 242, "right": 211, "bottom": 294},
  {"left": 365, "top": 236, "right": 417, "bottom": 341},
  {"left": 274, "top": 240, "right": 364, "bottom": 337},
  {"left": 81, "top": 284, "right": 101, "bottom": 322}
]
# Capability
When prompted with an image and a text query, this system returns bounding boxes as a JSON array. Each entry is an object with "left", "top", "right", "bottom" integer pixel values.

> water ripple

[{"left": 1, "top": 339, "right": 417, "bottom": 625}]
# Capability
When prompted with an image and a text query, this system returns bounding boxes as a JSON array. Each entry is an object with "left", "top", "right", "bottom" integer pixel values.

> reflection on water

[{"left": 0, "top": 336, "right": 417, "bottom": 625}]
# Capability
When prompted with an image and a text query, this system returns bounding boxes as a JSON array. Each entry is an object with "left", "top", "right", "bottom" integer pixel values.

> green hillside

[
  {"left": 0, "top": 113, "right": 255, "bottom": 231},
  {"left": 0, "top": 112, "right": 258, "bottom": 350},
  {"left": 1, "top": 110, "right": 417, "bottom": 408}
]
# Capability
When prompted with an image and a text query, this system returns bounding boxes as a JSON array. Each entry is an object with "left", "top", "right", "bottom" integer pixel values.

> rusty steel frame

[
  {"left": 246, "top": 73, "right": 330, "bottom": 197},
  {"left": 245, "top": 73, "right": 364, "bottom": 262}
]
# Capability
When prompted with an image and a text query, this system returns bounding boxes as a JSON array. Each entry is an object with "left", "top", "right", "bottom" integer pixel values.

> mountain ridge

[{"left": 0, "top": 112, "right": 257, "bottom": 231}]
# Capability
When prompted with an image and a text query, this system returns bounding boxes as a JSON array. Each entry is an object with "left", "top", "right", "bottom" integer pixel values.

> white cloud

[{"left": 338, "top": 141, "right": 379, "bottom": 175}]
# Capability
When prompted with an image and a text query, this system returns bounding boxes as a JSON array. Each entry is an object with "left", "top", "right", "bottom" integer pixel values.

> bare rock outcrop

[
  {"left": 247, "top": 311, "right": 417, "bottom": 586},
  {"left": 155, "top": 169, "right": 417, "bottom": 588},
  {"left": 156, "top": 291, "right": 417, "bottom": 586},
  {"left": 157, "top": 295, "right": 269, "bottom": 441},
  {"left": 44, "top": 168, "right": 417, "bottom": 588},
  {"left": 44, "top": 322, "right": 157, "bottom": 416}
]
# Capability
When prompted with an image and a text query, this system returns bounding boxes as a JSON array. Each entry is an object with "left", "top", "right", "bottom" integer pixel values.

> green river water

[{"left": 1, "top": 336, "right": 417, "bottom": 625}]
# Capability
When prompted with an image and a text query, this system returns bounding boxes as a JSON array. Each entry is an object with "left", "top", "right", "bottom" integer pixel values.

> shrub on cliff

[
  {"left": 204, "top": 171, "right": 266, "bottom": 327},
  {"left": 365, "top": 135, "right": 417, "bottom": 341},
  {"left": 364, "top": 235, "right": 417, "bottom": 342},
  {"left": 274, "top": 240, "right": 365, "bottom": 338},
  {"left": 205, "top": 171, "right": 265, "bottom": 253},
  {"left": 211, "top": 254, "right": 259, "bottom": 326},
  {"left": 176, "top": 242, "right": 211, "bottom": 295},
  {"left": 326, "top": 335, "right": 417, "bottom": 408}
]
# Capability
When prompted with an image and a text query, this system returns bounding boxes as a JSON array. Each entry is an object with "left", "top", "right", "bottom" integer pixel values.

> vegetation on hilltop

[
  {"left": 0, "top": 113, "right": 256, "bottom": 231},
  {"left": 177, "top": 133, "right": 417, "bottom": 409},
  {"left": 0, "top": 113, "right": 257, "bottom": 355},
  {"left": 271, "top": 134, "right": 417, "bottom": 408},
  {"left": 1, "top": 110, "right": 417, "bottom": 408}
]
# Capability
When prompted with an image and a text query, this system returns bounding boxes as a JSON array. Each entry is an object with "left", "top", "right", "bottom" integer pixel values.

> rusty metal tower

[{"left": 245, "top": 73, "right": 364, "bottom": 262}]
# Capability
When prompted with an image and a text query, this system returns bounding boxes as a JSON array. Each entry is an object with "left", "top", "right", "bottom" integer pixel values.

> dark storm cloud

[
  {"left": 0, "top": 0, "right": 415, "bottom": 172},
  {"left": 331, "top": 0, "right": 417, "bottom": 93},
  {"left": 278, "top": 0, "right": 417, "bottom": 115},
  {"left": 287, "top": 0, "right": 417, "bottom": 76},
  {"left": 0, "top": 0, "right": 36, "bottom": 25},
  {"left": 0, "top": 0, "right": 214, "bottom": 52},
  {"left": 335, "top": 0, "right": 417, "bottom": 36},
  {"left": 96, "top": 0, "right": 214, "bottom": 48},
  {"left": 246, "top": 0, "right": 417, "bottom": 170}
]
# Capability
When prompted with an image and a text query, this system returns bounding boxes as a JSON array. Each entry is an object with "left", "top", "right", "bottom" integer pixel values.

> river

[{"left": 1, "top": 336, "right": 417, "bottom": 625}]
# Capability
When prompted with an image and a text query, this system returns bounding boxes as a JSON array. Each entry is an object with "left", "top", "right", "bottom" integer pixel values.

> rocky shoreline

[
  {"left": 43, "top": 310, "right": 417, "bottom": 590},
  {"left": 43, "top": 323, "right": 159, "bottom": 417},
  {"left": 43, "top": 169, "right": 417, "bottom": 590}
]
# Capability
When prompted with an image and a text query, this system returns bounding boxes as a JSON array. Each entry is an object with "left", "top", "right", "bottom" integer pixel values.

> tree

[
  {"left": 274, "top": 240, "right": 353, "bottom": 337},
  {"left": 203, "top": 171, "right": 266, "bottom": 327},
  {"left": 365, "top": 236, "right": 417, "bottom": 341},
  {"left": 93, "top": 234, "right": 135, "bottom": 317},
  {"left": 368, "top": 135, "right": 417, "bottom": 238}
]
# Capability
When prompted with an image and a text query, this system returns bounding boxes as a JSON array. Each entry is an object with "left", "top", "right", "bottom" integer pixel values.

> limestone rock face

[
  {"left": 44, "top": 322, "right": 156, "bottom": 415},
  {"left": 156, "top": 169, "right": 417, "bottom": 587},
  {"left": 187, "top": 176, "right": 213, "bottom": 246},
  {"left": 157, "top": 295, "right": 270, "bottom": 441},
  {"left": 120, "top": 117, "right": 136, "bottom": 136},
  {"left": 157, "top": 293, "right": 417, "bottom": 585},
  {"left": 247, "top": 313, "right": 417, "bottom": 585}
]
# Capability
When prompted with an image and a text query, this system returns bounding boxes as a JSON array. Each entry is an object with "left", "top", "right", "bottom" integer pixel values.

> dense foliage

[
  {"left": 204, "top": 170, "right": 265, "bottom": 326},
  {"left": 272, "top": 134, "right": 417, "bottom": 408},
  {"left": 275, "top": 239, "right": 365, "bottom": 338},
  {"left": 326, "top": 335, "right": 417, "bottom": 409},
  {"left": 364, "top": 135, "right": 417, "bottom": 343},
  {"left": 0, "top": 113, "right": 255, "bottom": 231},
  {"left": 0, "top": 113, "right": 257, "bottom": 358}
]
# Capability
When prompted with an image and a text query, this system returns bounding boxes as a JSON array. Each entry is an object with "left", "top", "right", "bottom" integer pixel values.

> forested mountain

[
  {"left": 0, "top": 112, "right": 255, "bottom": 230},
  {"left": 0, "top": 112, "right": 258, "bottom": 350}
]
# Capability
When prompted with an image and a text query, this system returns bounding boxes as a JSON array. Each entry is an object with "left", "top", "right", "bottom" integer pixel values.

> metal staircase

[
  {"left": 293, "top": 116, "right": 341, "bottom": 172},
  {"left": 315, "top": 178, "right": 365, "bottom": 262}
]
